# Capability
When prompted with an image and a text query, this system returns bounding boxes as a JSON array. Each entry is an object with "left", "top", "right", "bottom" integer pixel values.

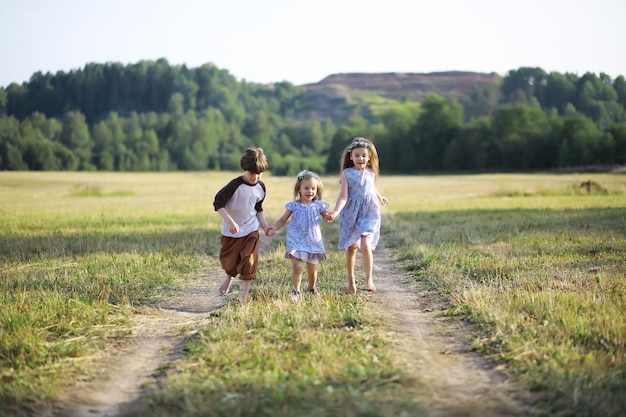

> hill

[{"left": 293, "top": 71, "right": 502, "bottom": 122}]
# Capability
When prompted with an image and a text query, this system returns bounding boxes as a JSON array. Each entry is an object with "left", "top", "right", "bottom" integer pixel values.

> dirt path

[
  {"left": 44, "top": 237, "right": 535, "bottom": 417},
  {"left": 371, "top": 246, "right": 535, "bottom": 417},
  {"left": 45, "top": 265, "right": 227, "bottom": 417}
]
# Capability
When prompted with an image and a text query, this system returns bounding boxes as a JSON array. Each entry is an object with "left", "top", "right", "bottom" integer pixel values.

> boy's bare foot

[
  {"left": 366, "top": 281, "right": 376, "bottom": 292},
  {"left": 239, "top": 280, "right": 252, "bottom": 303},
  {"left": 219, "top": 277, "right": 233, "bottom": 295}
]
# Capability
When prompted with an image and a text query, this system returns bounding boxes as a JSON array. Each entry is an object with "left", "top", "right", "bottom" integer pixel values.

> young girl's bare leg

[
  {"left": 291, "top": 257, "right": 304, "bottom": 292},
  {"left": 219, "top": 275, "right": 233, "bottom": 295},
  {"left": 361, "top": 236, "right": 376, "bottom": 292},
  {"left": 239, "top": 279, "right": 252, "bottom": 303},
  {"left": 346, "top": 243, "right": 358, "bottom": 294},
  {"left": 289, "top": 257, "right": 303, "bottom": 301},
  {"left": 306, "top": 262, "right": 318, "bottom": 293}
]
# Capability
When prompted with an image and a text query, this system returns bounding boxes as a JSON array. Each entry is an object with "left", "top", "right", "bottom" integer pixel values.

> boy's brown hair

[{"left": 240, "top": 147, "right": 268, "bottom": 174}]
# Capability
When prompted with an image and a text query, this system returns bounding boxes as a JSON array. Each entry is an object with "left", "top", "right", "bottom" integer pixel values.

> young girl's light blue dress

[
  {"left": 285, "top": 199, "right": 329, "bottom": 264},
  {"left": 338, "top": 167, "right": 380, "bottom": 250}
]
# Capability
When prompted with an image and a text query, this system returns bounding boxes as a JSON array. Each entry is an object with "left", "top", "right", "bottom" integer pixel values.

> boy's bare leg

[
  {"left": 239, "top": 279, "right": 252, "bottom": 303},
  {"left": 346, "top": 244, "right": 358, "bottom": 295},
  {"left": 219, "top": 275, "right": 233, "bottom": 295},
  {"left": 306, "top": 262, "right": 317, "bottom": 292},
  {"left": 361, "top": 236, "right": 376, "bottom": 291}
]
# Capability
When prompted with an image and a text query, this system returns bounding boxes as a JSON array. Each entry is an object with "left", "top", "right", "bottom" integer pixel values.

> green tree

[
  {"left": 5, "top": 83, "right": 29, "bottom": 119},
  {"left": 122, "top": 113, "right": 145, "bottom": 171},
  {"left": 443, "top": 117, "right": 492, "bottom": 171},
  {"left": 607, "top": 123, "right": 626, "bottom": 164},
  {"left": 243, "top": 110, "right": 274, "bottom": 152},
  {"left": 380, "top": 102, "right": 421, "bottom": 139},
  {"left": 27, "top": 111, "right": 61, "bottom": 141},
  {"left": 19, "top": 118, "right": 60, "bottom": 170},
  {"left": 92, "top": 120, "right": 115, "bottom": 170},
  {"left": 544, "top": 72, "right": 576, "bottom": 114},
  {"left": 489, "top": 104, "right": 552, "bottom": 170},
  {"left": 0, "top": 88, "right": 7, "bottom": 115},
  {"left": 574, "top": 72, "right": 622, "bottom": 127},
  {"left": 557, "top": 113, "right": 602, "bottom": 167},
  {"left": 105, "top": 112, "right": 128, "bottom": 171},
  {"left": 168, "top": 92, "right": 185, "bottom": 117},
  {"left": 59, "top": 111, "right": 93, "bottom": 170},
  {"left": 411, "top": 95, "right": 463, "bottom": 171},
  {"left": 614, "top": 76, "right": 626, "bottom": 108},
  {"left": 173, "top": 66, "right": 199, "bottom": 111},
  {"left": 501, "top": 67, "right": 548, "bottom": 105},
  {"left": 281, "top": 120, "right": 325, "bottom": 157},
  {"left": 467, "top": 86, "right": 499, "bottom": 119},
  {"left": 0, "top": 116, "right": 24, "bottom": 169},
  {"left": 523, "top": 113, "right": 563, "bottom": 170},
  {"left": 378, "top": 102, "right": 421, "bottom": 172},
  {"left": 301, "top": 119, "right": 325, "bottom": 155}
]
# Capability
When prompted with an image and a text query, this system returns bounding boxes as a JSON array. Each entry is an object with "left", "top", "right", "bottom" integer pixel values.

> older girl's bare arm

[{"left": 328, "top": 171, "right": 348, "bottom": 221}]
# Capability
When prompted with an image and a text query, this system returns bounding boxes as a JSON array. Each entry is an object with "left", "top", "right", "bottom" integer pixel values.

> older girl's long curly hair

[{"left": 339, "top": 137, "right": 380, "bottom": 180}]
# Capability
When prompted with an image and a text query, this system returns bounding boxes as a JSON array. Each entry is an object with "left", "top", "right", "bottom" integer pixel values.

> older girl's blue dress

[
  {"left": 285, "top": 199, "right": 329, "bottom": 264},
  {"left": 338, "top": 167, "right": 380, "bottom": 250}
]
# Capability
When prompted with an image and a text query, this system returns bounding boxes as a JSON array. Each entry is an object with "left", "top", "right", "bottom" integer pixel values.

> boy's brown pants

[{"left": 219, "top": 231, "right": 259, "bottom": 280}]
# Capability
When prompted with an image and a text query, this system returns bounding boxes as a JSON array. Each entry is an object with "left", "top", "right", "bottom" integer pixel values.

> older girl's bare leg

[
  {"left": 346, "top": 243, "right": 358, "bottom": 294},
  {"left": 361, "top": 235, "right": 376, "bottom": 292}
]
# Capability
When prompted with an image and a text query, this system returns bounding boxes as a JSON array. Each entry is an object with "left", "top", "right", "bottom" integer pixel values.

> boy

[{"left": 213, "top": 147, "right": 272, "bottom": 303}]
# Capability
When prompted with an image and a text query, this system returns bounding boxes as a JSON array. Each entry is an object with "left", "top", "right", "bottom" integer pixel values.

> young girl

[
  {"left": 327, "top": 137, "right": 389, "bottom": 295},
  {"left": 268, "top": 170, "right": 330, "bottom": 301}
]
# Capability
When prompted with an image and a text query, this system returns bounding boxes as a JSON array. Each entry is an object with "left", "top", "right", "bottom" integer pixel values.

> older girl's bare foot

[
  {"left": 346, "top": 282, "right": 357, "bottom": 295},
  {"left": 219, "top": 277, "right": 233, "bottom": 295}
]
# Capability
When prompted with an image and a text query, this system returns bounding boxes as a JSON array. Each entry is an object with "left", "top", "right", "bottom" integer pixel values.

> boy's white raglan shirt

[{"left": 213, "top": 176, "right": 266, "bottom": 238}]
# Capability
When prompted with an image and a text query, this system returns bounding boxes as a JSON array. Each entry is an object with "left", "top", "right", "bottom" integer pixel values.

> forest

[{"left": 1, "top": 58, "right": 625, "bottom": 175}]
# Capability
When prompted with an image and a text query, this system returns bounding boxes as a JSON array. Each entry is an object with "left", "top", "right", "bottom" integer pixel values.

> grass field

[{"left": 1, "top": 171, "right": 625, "bottom": 416}]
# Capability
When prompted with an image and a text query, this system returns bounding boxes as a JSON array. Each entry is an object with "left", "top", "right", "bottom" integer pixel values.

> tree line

[{"left": 1, "top": 60, "right": 625, "bottom": 174}]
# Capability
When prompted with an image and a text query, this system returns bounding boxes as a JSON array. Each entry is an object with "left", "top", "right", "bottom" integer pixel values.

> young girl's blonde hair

[
  {"left": 339, "top": 137, "right": 380, "bottom": 180},
  {"left": 293, "top": 170, "right": 323, "bottom": 200}
]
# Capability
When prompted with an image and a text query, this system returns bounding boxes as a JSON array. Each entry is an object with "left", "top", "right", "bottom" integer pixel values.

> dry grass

[{"left": 1, "top": 171, "right": 625, "bottom": 416}]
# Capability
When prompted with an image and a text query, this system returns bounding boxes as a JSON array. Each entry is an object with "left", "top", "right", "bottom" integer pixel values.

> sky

[{"left": 2, "top": 0, "right": 625, "bottom": 88}]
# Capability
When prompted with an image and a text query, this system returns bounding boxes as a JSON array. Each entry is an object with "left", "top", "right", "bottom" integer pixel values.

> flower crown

[
  {"left": 347, "top": 138, "right": 372, "bottom": 151},
  {"left": 297, "top": 170, "right": 321, "bottom": 181}
]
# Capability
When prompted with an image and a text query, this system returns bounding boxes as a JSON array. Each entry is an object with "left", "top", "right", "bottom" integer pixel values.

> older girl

[{"left": 327, "top": 137, "right": 389, "bottom": 294}]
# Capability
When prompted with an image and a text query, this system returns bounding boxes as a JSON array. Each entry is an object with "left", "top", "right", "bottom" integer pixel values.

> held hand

[
  {"left": 324, "top": 211, "right": 336, "bottom": 222},
  {"left": 265, "top": 227, "right": 275, "bottom": 237}
]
